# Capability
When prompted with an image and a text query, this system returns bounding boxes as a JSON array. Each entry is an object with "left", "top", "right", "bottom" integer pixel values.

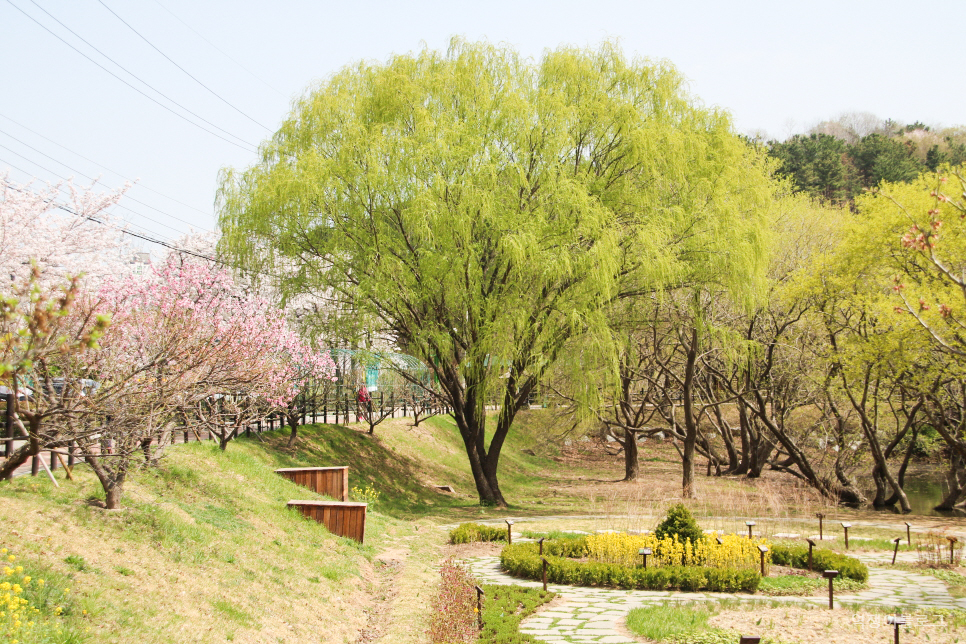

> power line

[
  {"left": 96, "top": 0, "right": 271, "bottom": 132},
  {"left": 2, "top": 171, "right": 279, "bottom": 279},
  {"left": 0, "top": 147, "right": 197, "bottom": 239},
  {"left": 0, "top": 128, "right": 213, "bottom": 233},
  {"left": 0, "top": 111, "right": 214, "bottom": 218},
  {"left": 5, "top": 0, "right": 258, "bottom": 153},
  {"left": 152, "top": 0, "right": 287, "bottom": 99}
]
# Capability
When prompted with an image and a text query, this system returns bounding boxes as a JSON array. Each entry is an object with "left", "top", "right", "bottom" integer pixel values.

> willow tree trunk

[
  {"left": 681, "top": 327, "right": 699, "bottom": 499},
  {"left": 623, "top": 428, "right": 640, "bottom": 481}
]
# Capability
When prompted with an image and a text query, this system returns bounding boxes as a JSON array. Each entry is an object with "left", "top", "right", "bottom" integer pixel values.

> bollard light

[
  {"left": 475, "top": 586, "right": 485, "bottom": 631},
  {"left": 806, "top": 538, "right": 816, "bottom": 571},
  {"left": 639, "top": 547, "right": 652, "bottom": 569},
  {"left": 947, "top": 536, "right": 959, "bottom": 565},
  {"left": 822, "top": 570, "right": 839, "bottom": 609},
  {"left": 505, "top": 520, "right": 514, "bottom": 545},
  {"left": 541, "top": 557, "right": 549, "bottom": 592},
  {"left": 887, "top": 614, "right": 906, "bottom": 644},
  {"left": 841, "top": 522, "right": 852, "bottom": 549},
  {"left": 758, "top": 545, "right": 769, "bottom": 577},
  {"left": 892, "top": 537, "right": 902, "bottom": 565},
  {"left": 746, "top": 520, "right": 756, "bottom": 539},
  {"left": 904, "top": 521, "right": 911, "bottom": 546},
  {"left": 816, "top": 512, "right": 825, "bottom": 540},
  {"left": 538, "top": 537, "right": 545, "bottom": 556}
]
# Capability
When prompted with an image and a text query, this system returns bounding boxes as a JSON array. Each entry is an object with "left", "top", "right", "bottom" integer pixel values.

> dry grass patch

[{"left": 709, "top": 606, "right": 964, "bottom": 644}]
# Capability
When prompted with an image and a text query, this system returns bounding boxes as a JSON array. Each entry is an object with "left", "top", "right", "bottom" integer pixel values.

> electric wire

[
  {"left": 0, "top": 111, "right": 214, "bottom": 218},
  {"left": 151, "top": 0, "right": 287, "bottom": 98},
  {"left": 0, "top": 146, "right": 199, "bottom": 239},
  {"left": 0, "top": 127, "right": 214, "bottom": 232},
  {"left": 21, "top": 0, "right": 257, "bottom": 150},
  {"left": 5, "top": 0, "right": 258, "bottom": 153},
  {"left": 96, "top": 0, "right": 271, "bottom": 132},
  {"left": 2, "top": 168, "right": 279, "bottom": 278}
]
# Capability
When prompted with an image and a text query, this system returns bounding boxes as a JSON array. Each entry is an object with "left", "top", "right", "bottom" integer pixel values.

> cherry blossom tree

[
  {"left": 0, "top": 268, "right": 110, "bottom": 480},
  {"left": 1, "top": 174, "right": 131, "bottom": 284}
]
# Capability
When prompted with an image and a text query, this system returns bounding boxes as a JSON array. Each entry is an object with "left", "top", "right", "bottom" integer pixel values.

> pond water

[{"left": 867, "top": 470, "right": 966, "bottom": 517}]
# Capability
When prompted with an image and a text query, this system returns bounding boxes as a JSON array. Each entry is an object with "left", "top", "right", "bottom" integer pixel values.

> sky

[{"left": 2, "top": 0, "right": 964, "bottom": 252}]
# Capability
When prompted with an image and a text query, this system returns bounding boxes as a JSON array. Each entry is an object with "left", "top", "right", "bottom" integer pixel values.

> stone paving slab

[{"left": 464, "top": 550, "right": 965, "bottom": 644}]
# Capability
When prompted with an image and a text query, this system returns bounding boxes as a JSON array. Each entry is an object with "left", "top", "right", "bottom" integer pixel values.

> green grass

[
  {"left": 758, "top": 574, "right": 866, "bottom": 596},
  {"left": 479, "top": 584, "right": 555, "bottom": 643},
  {"left": 625, "top": 603, "right": 734, "bottom": 643},
  {"left": 211, "top": 599, "right": 256, "bottom": 627}
]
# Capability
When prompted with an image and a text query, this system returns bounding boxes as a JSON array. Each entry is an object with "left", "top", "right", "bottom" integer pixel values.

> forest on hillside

[{"left": 765, "top": 112, "right": 966, "bottom": 205}]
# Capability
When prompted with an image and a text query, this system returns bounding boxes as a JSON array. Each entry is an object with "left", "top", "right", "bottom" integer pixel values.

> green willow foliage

[{"left": 217, "top": 40, "right": 773, "bottom": 505}]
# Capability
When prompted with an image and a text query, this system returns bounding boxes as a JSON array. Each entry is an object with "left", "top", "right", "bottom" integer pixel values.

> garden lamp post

[
  {"left": 892, "top": 537, "right": 902, "bottom": 565},
  {"left": 746, "top": 520, "right": 756, "bottom": 539},
  {"left": 816, "top": 513, "right": 825, "bottom": 540},
  {"left": 822, "top": 570, "right": 839, "bottom": 609},
  {"left": 947, "top": 536, "right": 958, "bottom": 565},
  {"left": 538, "top": 537, "right": 545, "bottom": 555},
  {"left": 887, "top": 615, "right": 906, "bottom": 644},
  {"left": 505, "top": 520, "right": 514, "bottom": 545},
  {"left": 475, "top": 586, "right": 485, "bottom": 631},
  {"left": 841, "top": 522, "right": 851, "bottom": 549},
  {"left": 904, "top": 521, "right": 911, "bottom": 546},
  {"left": 639, "top": 548, "right": 652, "bottom": 569},
  {"left": 757, "top": 545, "right": 769, "bottom": 577},
  {"left": 806, "top": 538, "right": 816, "bottom": 571},
  {"left": 541, "top": 557, "right": 549, "bottom": 592}
]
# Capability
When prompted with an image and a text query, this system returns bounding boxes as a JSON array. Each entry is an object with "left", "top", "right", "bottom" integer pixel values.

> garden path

[{"left": 450, "top": 519, "right": 966, "bottom": 644}]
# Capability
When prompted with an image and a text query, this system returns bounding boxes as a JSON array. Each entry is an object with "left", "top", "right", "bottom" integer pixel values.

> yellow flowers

[
  {"left": 351, "top": 485, "right": 381, "bottom": 505},
  {"left": 1, "top": 548, "right": 75, "bottom": 643},
  {"left": 585, "top": 531, "right": 771, "bottom": 570}
]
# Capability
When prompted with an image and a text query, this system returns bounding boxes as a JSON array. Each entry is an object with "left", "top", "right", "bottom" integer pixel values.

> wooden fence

[
  {"left": 287, "top": 500, "right": 367, "bottom": 543},
  {"left": 275, "top": 467, "right": 348, "bottom": 502}
]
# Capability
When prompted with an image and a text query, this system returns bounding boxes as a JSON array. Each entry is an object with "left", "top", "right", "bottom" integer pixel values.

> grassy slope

[{"left": 0, "top": 412, "right": 574, "bottom": 644}]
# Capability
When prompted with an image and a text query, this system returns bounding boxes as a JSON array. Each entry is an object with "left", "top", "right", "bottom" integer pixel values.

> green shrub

[
  {"left": 770, "top": 544, "right": 868, "bottom": 581},
  {"left": 654, "top": 504, "right": 704, "bottom": 544},
  {"left": 449, "top": 523, "right": 508, "bottom": 544},
  {"left": 499, "top": 543, "right": 760, "bottom": 593}
]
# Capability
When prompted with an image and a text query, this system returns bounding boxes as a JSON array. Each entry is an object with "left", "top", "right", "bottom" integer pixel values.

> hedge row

[
  {"left": 449, "top": 523, "right": 509, "bottom": 544},
  {"left": 769, "top": 544, "right": 868, "bottom": 581},
  {"left": 500, "top": 543, "right": 760, "bottom": 593}
]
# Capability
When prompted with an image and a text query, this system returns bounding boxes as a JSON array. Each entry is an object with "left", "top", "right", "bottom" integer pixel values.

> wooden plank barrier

[
  {"left": 287, "top": 500, "right": 367, "bottom": 543},
  {"left": 275, "top": 466, "right": 349, "bottom": 502}
]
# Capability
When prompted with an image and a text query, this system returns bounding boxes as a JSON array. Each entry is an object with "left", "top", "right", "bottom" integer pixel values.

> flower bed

[{"left": 500, "top": 542, "right": 761, "bottom": 593}]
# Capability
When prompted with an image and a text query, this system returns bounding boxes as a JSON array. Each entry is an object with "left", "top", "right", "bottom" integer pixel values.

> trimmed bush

[
  {"left": 770, "top": 544, "right": 868, "bottom": 581},
  {"left": 654, "top": 504, "right": 704, "bottom": 544},
  {"left": 449, "top": 522, "right": 509, "bottom": 544},
  {"left": 499, "top": 543, "right": 760, "bottom": 593}
]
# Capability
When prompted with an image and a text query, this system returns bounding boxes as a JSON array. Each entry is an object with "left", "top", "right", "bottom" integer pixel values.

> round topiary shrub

[{"left": 654, "top": 504, "right": 703, "bottom": 544}]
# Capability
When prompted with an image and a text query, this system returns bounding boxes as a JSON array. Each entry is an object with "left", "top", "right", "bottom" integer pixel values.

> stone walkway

[{"left": 462, "top": 546, "right": 966, "bottom": 644}]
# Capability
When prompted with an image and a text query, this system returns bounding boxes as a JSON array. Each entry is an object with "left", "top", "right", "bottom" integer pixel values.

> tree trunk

[
  {"left": 735, "top": 401, "right": 751, "bottom": 475},
  {"left": 936, "top": 453, "right": 966, "bottom": 511},
  {"left": 681, "top": 327, "right": 699, "bottom": 499},
  {"left": 86, "top": 454, "right": 126, "bottom": 510},
  {"left": 623, "top": 428, "right": 640, "bottom": 481},
  {"left": 287, "top": 412, "right": 300, "bottom": 448},
  {"left": 0, "top": 440, "right": 37, "bottom": 480}
]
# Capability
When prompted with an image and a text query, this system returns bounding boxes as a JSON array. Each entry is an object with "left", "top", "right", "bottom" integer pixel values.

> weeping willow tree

[{"left": 218, "top": 40, "right": 774, "bottom": 506}]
